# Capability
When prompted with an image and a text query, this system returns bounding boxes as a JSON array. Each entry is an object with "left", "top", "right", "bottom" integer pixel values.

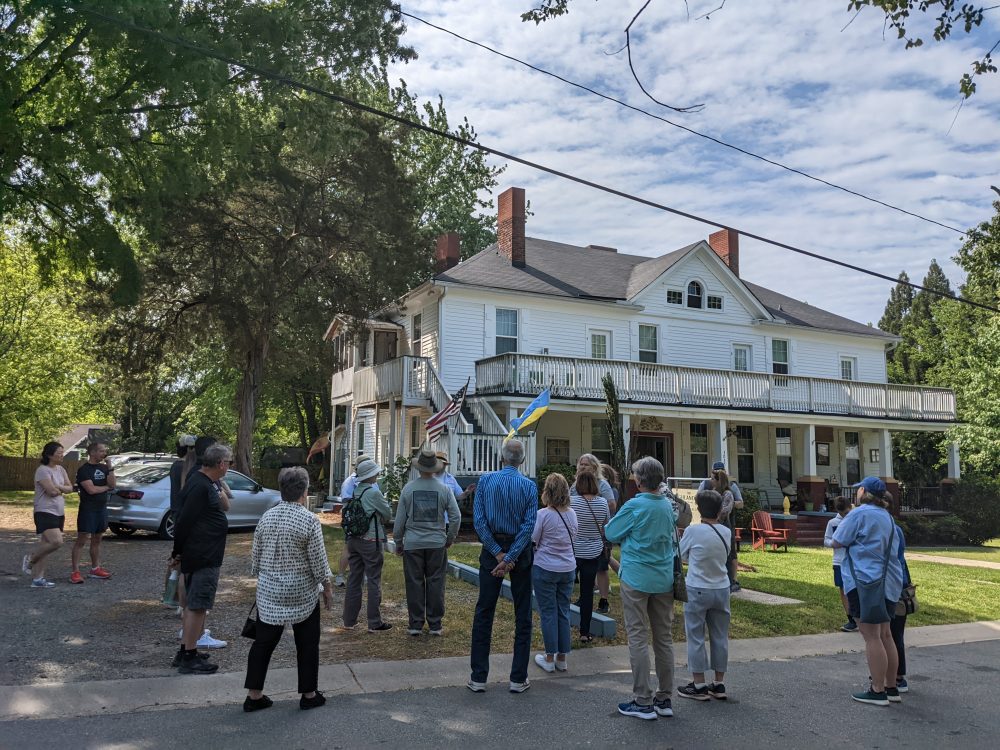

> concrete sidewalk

[
  {"left": 907, "top": 552, "right": 1000, "bottom": 569},
  {"left": 3, "top": 620, "right": 998, "bottom": 722}
]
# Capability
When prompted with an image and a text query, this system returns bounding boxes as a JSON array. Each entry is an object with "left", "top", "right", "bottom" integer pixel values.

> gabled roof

[{"left": 435, "top": 236, "right": 894, "bottom": 340}]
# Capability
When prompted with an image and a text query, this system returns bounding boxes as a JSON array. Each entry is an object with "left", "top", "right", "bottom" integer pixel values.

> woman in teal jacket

[{"left": 604, "top": 456, "right": 677, "bottom": 721}]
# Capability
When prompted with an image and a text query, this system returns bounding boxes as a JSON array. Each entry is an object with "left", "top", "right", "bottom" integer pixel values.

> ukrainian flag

[{"left": 507, "top": 388, "right": 550, "bottom": 439}]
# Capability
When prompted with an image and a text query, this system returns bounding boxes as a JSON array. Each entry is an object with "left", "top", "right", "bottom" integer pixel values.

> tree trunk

[
  {"left": 235, "top": 334, "right": 269, "bottom": 474},
  {"left": 304, "top": 391, "right": 321, "bottom": 445},
  {"left": 292, "top": 388, "right": 308, "bottom": 453}
]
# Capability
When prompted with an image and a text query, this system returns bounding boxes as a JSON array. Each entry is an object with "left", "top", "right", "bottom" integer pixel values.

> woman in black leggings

[{"left": 570, "top": 468, "right": 609, "bottom": 642}]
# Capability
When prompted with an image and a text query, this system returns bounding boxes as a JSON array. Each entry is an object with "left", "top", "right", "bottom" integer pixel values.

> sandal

[{"left": 579, "top": 634, "right": 595, "bottom": 644}]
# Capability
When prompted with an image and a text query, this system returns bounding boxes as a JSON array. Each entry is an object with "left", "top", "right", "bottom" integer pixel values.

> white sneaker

[
  {"left": 22, "top": 555, "right": 32, "bottom": 575},
  {"left": 334, "top": 574, "right": 346, "bottom": 588},
  {"left": 30, "top": 578, "right": 55, "bottom": 588},
  {"left": 554, "top": 658, "right": 568, "bottom": 672},
  {"left": 466, "top": 680, "right": 486, "bottom": 693},
  {"left": 196, "top": 629, "right": 227, "bottom": 649},
  {"left": 429, "top": 628, "right": 444, "bottom": 637},
  {"left": 509, "top": 680, "right": 531, "bottom": 693},
  {"left": 177, "top": 627, "right": 184, "bottom": 640},
  {"left": 534, "top": 654, "right": 555, "bottom": 673},
  {"left": 407, "top": 628, "right": 422, "bottom": 636}
]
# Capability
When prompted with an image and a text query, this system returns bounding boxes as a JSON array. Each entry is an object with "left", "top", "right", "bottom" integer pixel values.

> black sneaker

[
  {"left": 707, "top": 683, "right": 727, "bottom": 700},
  {"left": 367, "top": 622, "right": 392, "bottom": 633},
  {"left": 617, "top": 700, "right": 656, "bottom": 720},
  {"left": 653, "top": 698, "right": 674, "bottom": 717},
  {"left": 171, "top": 649, "right": 210, "bottom": 668},
  {"left": 841, "top": 620, "right": 859, "bottom": 632},
  {"left": 178, "top": 654, "right": 218, "bottom": 674},
  {"left": 243, "top": 695, "right": 273, "bottom": 713},
  {"left": 596, "top": 598, "right": 610, "bottom": 614},
  {"left": 300, "top": 691, "right": 326, "bottom": 710},
  {"left": 851, "top": 688, "right": 889, "bottom": 706},
  {"left": 677, "top": 682, "right": 710, "bottom": 701},
  {"left": 886, "top": 686, "right": 901, "bottom": 703}
]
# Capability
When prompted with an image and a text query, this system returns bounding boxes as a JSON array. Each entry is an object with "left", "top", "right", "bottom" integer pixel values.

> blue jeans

[
  {"left": 532, "top": 565, "right": 574, "bottom": 655},
  {"left": 470, "top": 544, "right": 533, "bottom": 683}
]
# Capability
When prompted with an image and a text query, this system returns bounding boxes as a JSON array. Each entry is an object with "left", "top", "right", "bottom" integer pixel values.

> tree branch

[{"left": 11, "top": 24, "right": 91, "bottom": 111}]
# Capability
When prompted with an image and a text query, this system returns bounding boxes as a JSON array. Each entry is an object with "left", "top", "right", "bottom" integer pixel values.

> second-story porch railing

[{"left": 475, "top": 353, "right": 957, "bottom": 422}]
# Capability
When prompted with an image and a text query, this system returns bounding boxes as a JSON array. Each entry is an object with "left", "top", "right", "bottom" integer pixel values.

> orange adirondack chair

[{"left": 750, "top": 510, "right": 790, "bottom": 552}]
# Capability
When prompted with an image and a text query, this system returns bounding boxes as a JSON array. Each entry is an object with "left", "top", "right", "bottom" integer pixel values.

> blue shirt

[
  {"left": 473, "top": 465, "right": 538, "bottom": 563},
  {"left": 604, "top": 492, "right": 677, "bottom": 594},
  {"left": 340, "top": 474, "right": 379, "bottom": 499},
  {"left": 438, "top": 472, "right": 463, "bottom": 497},
  {"left": 832, "top": 504, "right": 904, "bottom": 601}
]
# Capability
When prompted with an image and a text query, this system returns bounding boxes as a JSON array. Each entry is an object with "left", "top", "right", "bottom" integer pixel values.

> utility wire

[
  {"left": 399, "top": 9, "right": 966, "bottom": 236},
  {"left": 69, "top": 5, "right": 998, "bottom": 315}
]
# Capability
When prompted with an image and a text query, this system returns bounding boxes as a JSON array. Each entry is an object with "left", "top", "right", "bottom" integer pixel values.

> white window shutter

[
  {"left": 484, "top": 305, "right": 496, "bottom": 357},
  {"left": 629, "top": 321, "right": 640, "bottom": 361}
]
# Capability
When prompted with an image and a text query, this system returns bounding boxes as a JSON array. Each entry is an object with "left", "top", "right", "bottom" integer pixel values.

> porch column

[
  {"left": 622, "top": 413, "right": 632, "bottom": 463},
  {"left": 399, "top": 405, "right": 408, "bottom": 456},
  {"left": 373, "top": 404, "right": 381, "bottom": 464},
  {"left": 947, "top": 441, "right": 961, "bottom": 480},
  {"left": 877, "top": 428, "right": 901, "bottom": 516},
  {"left": 388, "top": 398, "right": 398, "bottom": 469},
  {"left": 712, "top": 419, "right": 729, "bottom": 470},
  {"left": 797, "top": 424, "right": 825, "bottom": 512},
  {"left": 327, "top": 399, "right": 338, "bottom": 501},
  {"left": 343, "top": 402, "right": 354, "bottom": 493}
]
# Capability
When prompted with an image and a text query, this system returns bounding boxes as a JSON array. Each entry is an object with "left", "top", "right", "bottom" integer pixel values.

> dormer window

[{"left": 687, "top": 281, "right": 703, "bottom": 309}]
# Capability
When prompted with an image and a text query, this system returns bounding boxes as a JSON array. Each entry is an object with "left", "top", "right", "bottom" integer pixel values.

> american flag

[{"left": 425, "top": 378, "right": 469, "bottom": 443}]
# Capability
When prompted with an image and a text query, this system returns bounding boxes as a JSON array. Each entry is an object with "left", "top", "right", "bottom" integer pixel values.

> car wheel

[
  {"left": 158, "top": 511, "right": 176, "bottom": 541},
  {"left": 109, "top": 524, "right": 137, "bottom": 537}
]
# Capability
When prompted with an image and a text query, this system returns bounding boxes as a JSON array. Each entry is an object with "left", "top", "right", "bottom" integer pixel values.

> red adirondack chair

[{"left": 750, "top": 510, "right": 790, "bottom": 552}]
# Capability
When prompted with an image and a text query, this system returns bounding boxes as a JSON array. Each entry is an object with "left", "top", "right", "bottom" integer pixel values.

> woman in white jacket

[{"left": 824, "top": 496, "right": 856, "bottom": 632}]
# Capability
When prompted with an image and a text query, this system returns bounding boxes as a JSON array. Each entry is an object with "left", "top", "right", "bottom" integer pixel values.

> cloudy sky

[{"left": 387, "top": 0, "right": 1000, "bottom": 325}]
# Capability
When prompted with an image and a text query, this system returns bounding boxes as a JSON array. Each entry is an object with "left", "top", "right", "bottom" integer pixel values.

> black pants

[
  {"left": 576, "top": 555, "right": 602, "bottom": 636},
  {"left": 890, "top": 611, "right": 907, "bottom": 677},
  {"left": 244, "top": 603, "right": 320, "bottom": 694},
  {"left": 470, "top": 544, "right": 533, "bottom": 683}
]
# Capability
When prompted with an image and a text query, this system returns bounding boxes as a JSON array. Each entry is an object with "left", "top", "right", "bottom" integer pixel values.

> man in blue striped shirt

[{"left": 468, "top": 439, "right": 538, "bottom": 694}]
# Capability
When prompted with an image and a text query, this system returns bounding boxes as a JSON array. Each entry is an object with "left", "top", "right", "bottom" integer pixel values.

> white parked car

[{"left": 106, "top": 461, "right": 281, "bottom": 540}]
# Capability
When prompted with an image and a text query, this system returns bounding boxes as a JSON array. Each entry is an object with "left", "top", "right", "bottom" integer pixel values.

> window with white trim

[
  {"left": 411, "top": 313, "right": 422, "bottom": 357},
  {"left": 733, "top": 344, "right": 751, "bottom": 372},
  {"left": 357, "top": 423, "right": 366, "bottom": 454},
  {"left": 667, "top": 289, "right": 683, "bottom": 305},
  {"left": 409, "top": 416, "right": 421, "bottom": 452},
  {"left": 840, "top": 356, "right": 857, "bottom": 381},
  {"left": 590, "top": 418, "right": 612, "bottom": 464},
  {"left": 496, "top": 308, "right": 518, "bottom": 355},
  {"left": 687, "top": 281, "right": 703, "bottom": 309},
  {"left": 638, "top": 324, "right": 658, "bottom": 363},
  {"left": 690, "top": 423, "right": 709, "bottom": 478},
  {"left": 772, "top": 339, "right": 789, "bottom": 386},
  {"left": 707, "top": 295, "right": 723, "bottom": 310},
  {"left": 776, "top": 427, "right": 793, "bottom": 486},
  {"left": 590, "top": 330, "right": 610, "bottom": 359},
  {"left": 736, "top": 425, "right": 755, "bottom": 483},
  {"left": 546, "top": 438, "right": 570, "bottom": 465}
]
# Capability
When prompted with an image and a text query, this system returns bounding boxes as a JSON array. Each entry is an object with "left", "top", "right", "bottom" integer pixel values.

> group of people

[{"left": 22, "top": 431, "right": 914, "bottom": 715}]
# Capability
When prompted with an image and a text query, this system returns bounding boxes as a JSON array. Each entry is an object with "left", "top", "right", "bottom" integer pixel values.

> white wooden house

[{"left": 325, "top": 187, "right": 958, "bottom": 520}]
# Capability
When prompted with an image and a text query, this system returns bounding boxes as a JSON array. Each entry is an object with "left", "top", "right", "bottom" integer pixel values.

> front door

[{"left": 632, "top": 433, "right": 674, "bottom": 477}]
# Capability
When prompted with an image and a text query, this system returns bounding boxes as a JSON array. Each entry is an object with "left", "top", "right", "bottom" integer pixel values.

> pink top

[
  {"left": 531, "top": 507, "right": 578, "bottom": 573},
  {"left": 33, "top": 465, "right": 68, "bottom": 517}
]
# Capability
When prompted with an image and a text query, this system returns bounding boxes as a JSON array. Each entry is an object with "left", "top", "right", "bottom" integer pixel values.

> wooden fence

[{"left": 0, "top": 457, "right": 85, "bottom": 491}]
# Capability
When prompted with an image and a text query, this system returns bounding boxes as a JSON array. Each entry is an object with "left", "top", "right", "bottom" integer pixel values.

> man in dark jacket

[{"left": 172, "top": 442, "right": 233, "bottom": 674}]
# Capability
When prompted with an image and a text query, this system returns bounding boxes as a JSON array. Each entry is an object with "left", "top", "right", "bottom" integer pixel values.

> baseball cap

[
  {"left": 853, "top": 476, "right": 887, "bottom": 496},
  {"left": 711, "top": 461, "right": 726, "bottom": 471}
]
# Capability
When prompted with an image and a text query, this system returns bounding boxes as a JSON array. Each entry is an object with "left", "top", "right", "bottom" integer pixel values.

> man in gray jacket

[{"left": 394, "top": 445, "right": 461, "bottom": 636}]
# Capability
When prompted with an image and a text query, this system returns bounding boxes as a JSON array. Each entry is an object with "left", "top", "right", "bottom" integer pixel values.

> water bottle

[{"left": 162, "top": 569, "right": 179, "bottom": 607}]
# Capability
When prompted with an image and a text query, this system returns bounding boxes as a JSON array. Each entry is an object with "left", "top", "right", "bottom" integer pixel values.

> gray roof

[{"left": 436, "top": 237, "right": 893, "bottom": 340}]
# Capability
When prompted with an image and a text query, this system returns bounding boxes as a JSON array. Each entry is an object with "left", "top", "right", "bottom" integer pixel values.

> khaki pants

[{"left": 620, "top": 581, "right": 675, "bottom": 706}]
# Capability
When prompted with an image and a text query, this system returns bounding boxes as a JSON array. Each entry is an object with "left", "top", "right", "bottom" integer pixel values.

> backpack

[{"left": 342, "top": 486, "right": 376, "bottom": 539}]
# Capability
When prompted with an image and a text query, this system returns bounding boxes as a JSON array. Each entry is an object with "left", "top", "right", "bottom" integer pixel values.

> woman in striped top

[{"left": 570, "top": 468, "right": 610, "bottom": 643}]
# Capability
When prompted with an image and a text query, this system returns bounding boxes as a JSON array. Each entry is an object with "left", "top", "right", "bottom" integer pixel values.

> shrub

[
  {"left": 950, "top": 476, "right": 1000, "bottom": 545},
  {"left": 380, "top": 454, "right": 413, "bottom": 502},
  {"left": 537, "top": 463, "right": 576, "bottom": 492},
  {"left": 897, "top": 514, "right": 971, "bottom": 546},
  {"left": 732, "top": 488, "right": 761, "bottom": 531}
]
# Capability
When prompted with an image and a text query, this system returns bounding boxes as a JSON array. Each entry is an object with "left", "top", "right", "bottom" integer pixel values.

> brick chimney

[
  {"left": 435, "top": 232, "right": 460, "bottom": 273},
  {"left": 709, "top": 228, "right": 739, "bottom": 277},
  {"left": 498, "top": 187, "right": 526, "bottom": 268}
]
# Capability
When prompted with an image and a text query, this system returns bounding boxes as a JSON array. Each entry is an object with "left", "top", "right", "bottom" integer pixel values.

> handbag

[
  {"left": 896, "top": 560, "right": 918, "bottom": 616},
  {"left": 241, "top": 602, "right": 259, "bottom": 639},
  {"left": 672, "top": 527, "right": 687, "bottom": 602},
  {"left": 846, "top": 524, "right": 896, "bottom": 624},
  {"left": 583, "top": 497, "right": 612, "bottom": 561}
]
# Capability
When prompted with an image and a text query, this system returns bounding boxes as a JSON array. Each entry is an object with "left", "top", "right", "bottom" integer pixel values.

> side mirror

[{"left": 254, "top": 483, "right": 263, "bottom": 493}]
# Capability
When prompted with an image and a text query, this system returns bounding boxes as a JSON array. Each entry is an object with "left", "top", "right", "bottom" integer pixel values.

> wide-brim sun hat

[
  {"left": 355, "top": 458, "right": 382, "bottom": 482},
  {"left": 434, "top": 450, "right": 450, "bottom": 466},
  {"left": 412, "top": 446, "right": 445, "bottom": 474}
]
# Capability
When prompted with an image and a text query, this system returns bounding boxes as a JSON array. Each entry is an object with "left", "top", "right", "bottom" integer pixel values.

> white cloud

[{"left": 391, "top": 0, "right": 1000, "bottom": 326}]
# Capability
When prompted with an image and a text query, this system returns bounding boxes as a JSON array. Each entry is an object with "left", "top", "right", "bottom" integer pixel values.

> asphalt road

[{"left": 3, "top": 640, "right": 997, "bottom": 749}]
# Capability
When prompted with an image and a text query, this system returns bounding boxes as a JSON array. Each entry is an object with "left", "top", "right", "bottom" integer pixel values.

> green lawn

[{"left": 0, "top": 490, "right": 79, "bottom": 512}]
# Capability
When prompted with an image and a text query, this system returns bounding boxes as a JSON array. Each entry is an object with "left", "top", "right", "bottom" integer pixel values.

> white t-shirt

[{"left": 679, "top": 523, "right": 731, "bottom": 590}]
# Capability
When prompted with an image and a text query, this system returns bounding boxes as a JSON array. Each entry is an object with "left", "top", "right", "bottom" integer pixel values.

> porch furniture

[{"left": 750, "top": 511, "right": 790, "bottom": 552}]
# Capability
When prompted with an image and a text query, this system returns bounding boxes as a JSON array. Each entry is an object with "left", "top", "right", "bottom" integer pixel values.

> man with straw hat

[{"left": 394, "top": 445, "right": 461, "bottom": 636}]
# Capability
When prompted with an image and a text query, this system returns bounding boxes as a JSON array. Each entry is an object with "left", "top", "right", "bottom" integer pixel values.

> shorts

[
  {"left": 846, "top": 587, "right": 896, "bottom": 623},
  {"left": 184, "top": 566, "right": 221, "bottom": 611},
  {"left": 833, "top": 565, "right": 844, "bottom": 589},
  {"left": 77, "top": 507, "right": 109, "bottom": 534},
  {"left": 34, "top": 512, "right": 65, "bottom": 535}
]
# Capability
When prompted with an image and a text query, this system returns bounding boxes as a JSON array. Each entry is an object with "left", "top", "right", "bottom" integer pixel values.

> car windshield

[{"left": 118, "top": 465, "right": 171, "bottom": 484}]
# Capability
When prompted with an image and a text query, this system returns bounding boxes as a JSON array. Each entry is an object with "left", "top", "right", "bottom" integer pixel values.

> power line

[
  {"left": 68, "top": 5, "right": 999, "bottom": 315},
  {"left": 399, "top": 9, "right": 966, "bottom": 236}
]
